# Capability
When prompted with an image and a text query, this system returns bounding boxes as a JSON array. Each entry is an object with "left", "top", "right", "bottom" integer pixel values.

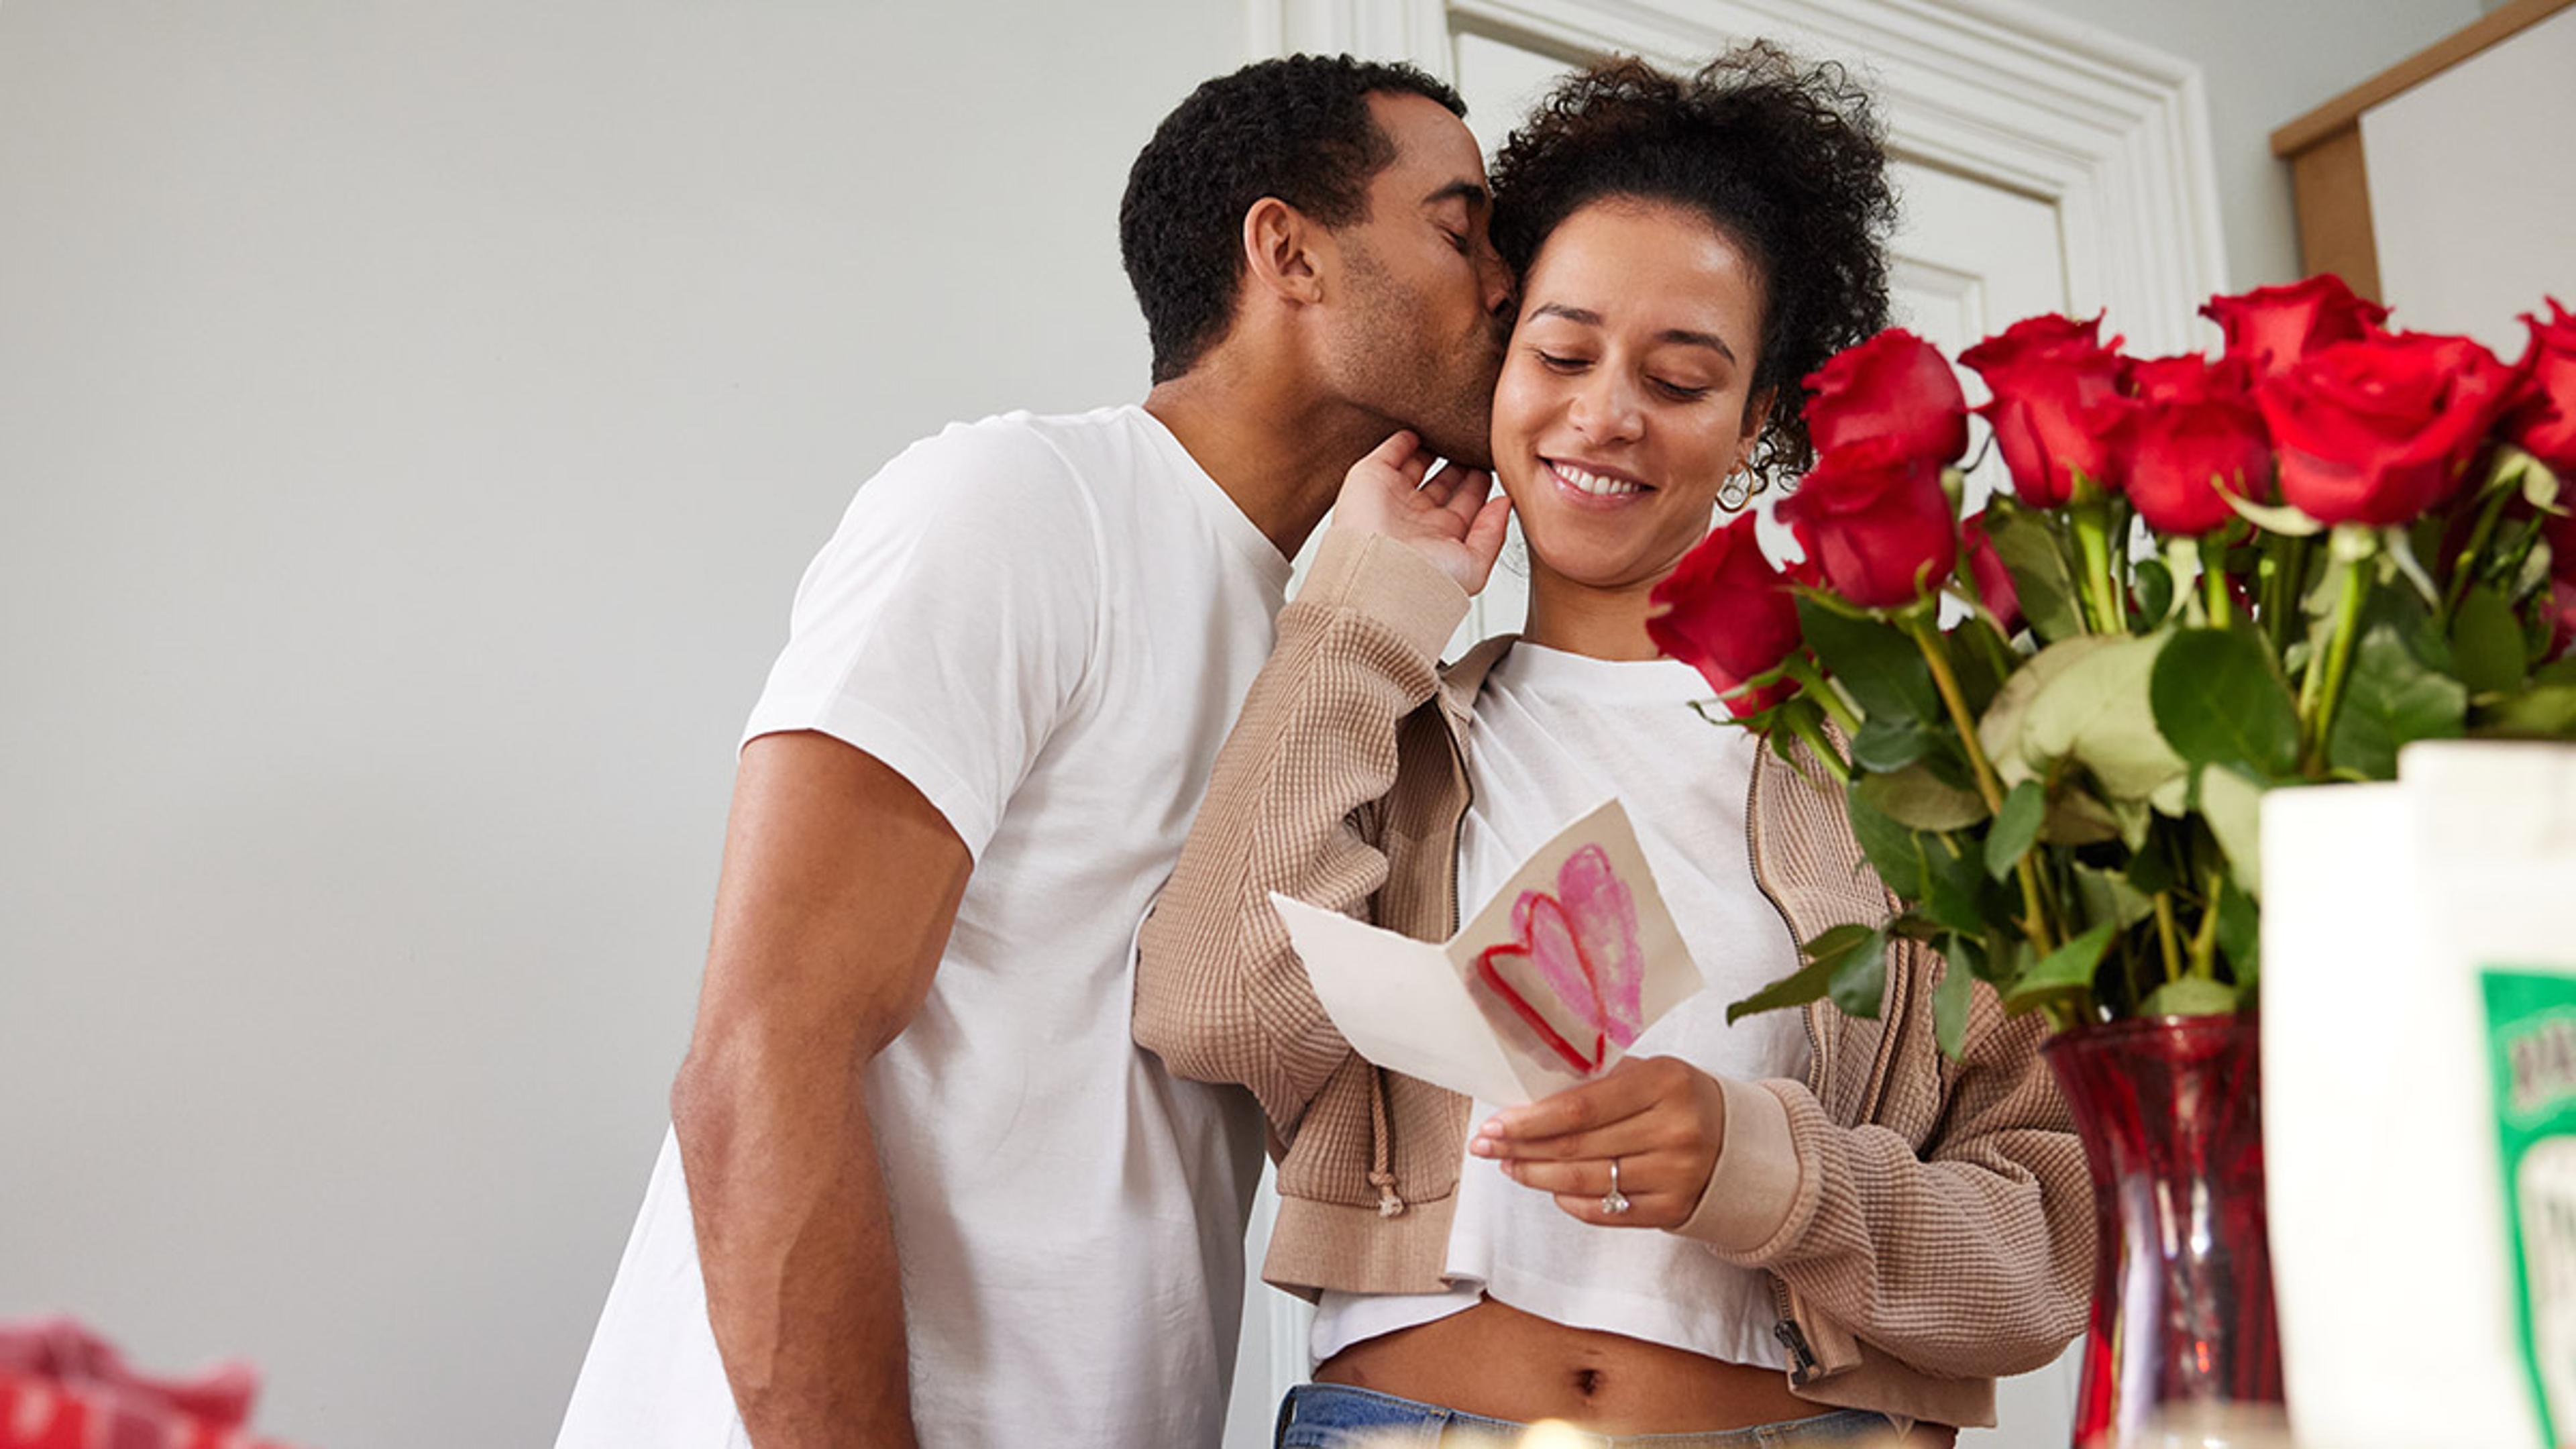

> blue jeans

[{"left": 1274, "top": 1383, "right": 1907, "bottom": 1447}]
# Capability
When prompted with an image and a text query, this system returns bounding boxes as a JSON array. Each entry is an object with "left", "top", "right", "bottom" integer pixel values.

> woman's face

[{"left": 1491, "top": 198, "right": 1770, "bottom": 598}]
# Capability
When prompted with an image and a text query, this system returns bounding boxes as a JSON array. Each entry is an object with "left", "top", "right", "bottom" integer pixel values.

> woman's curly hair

[{"left": 1489, "top": 43, "right": 1896, "bottom": 492}]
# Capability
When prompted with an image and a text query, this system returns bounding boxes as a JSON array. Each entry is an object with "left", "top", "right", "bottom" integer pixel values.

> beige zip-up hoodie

[{"left": 1134, "top": 527, "right": 2092, "bottom": 1430}]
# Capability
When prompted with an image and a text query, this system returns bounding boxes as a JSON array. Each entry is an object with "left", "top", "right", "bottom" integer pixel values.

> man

[{"left": 557, "top": 54, "right": 1513, "bottom": 1448}]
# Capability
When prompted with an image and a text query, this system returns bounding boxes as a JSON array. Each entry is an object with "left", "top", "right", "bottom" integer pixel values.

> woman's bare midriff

[{"left": 1313, "top": 1296, "right": 1827, "bottom": 1435}]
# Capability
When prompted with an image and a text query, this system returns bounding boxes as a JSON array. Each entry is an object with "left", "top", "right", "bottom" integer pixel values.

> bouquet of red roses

[{"left": 1650, "top": 276, "right": 2576, "bottom": 1046}]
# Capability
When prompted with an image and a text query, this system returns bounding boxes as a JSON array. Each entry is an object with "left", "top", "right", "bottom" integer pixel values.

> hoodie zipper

[
  {"left": 1371, "top": 666, "right": 1483, "bottom": 1219},
  {"left": 1747, "top": 743, "right": 1831, "bottom": 1387}
]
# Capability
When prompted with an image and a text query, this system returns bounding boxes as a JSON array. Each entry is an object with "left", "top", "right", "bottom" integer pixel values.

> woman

[{"left": 1136, "top": 46, "right": 2090, "bottom": 1447}]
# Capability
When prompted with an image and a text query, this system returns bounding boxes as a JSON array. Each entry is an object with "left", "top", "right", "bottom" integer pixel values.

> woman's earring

[{"left": 1717, "top": 468, "right": 1754, "bottom": 512}]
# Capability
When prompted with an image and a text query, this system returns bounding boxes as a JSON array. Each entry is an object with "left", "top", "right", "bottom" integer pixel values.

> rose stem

[
  {"left": 1783, "top": 711, "right": 1853, "bottom": 787},
  {"left": 2195, "top": 535, "right": 2231, "bottom": 627},
  {"left": 2440, "top": 456, "right": 2520, "bottom": 624},
  {"left": 2070, "top": 500, "right": 2126, "bottom": 635},
  {"left": 2188, "top": 865, "right": 2224, "bottom": 981},
  {"left": 2298, "top": 548, "right": 2373, "bottom": 773},
  {"left": 2150, "top": 890, "right": 2186, "bottom": 987},
  {"left": 1902, "top": 613, "right": 2056, "bottom": 953}
]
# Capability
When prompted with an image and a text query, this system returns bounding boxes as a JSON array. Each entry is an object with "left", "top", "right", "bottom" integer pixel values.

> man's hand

[
  {"left": 1466, "top": 1055, "right": 1729, "bottom": 1230},
  {"left": 672, "top": 732, "right": 971, "bottom": 1449},
  {"left": 1326, "top": 429, "right": 1513, "bottom": 594}
]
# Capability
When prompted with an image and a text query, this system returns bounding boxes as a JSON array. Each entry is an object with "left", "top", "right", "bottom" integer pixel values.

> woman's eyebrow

[{"left": 1527, "top": 303, "right": 1737, "bottom": 364}]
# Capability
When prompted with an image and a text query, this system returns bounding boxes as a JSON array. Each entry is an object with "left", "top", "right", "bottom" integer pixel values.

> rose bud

[
  {"left": 2110, "top": 354, "right": 2273, "bottom": 535},
  {"left": 2199, "top": 274, "right": 2390, "bottom": 381},
  {"left": 1961, "top": 313, "right": 2133, "bottom": 507},
  {"left": 2502, "top": 298, "right": 2576, "bottom": 478},
  {"left": 1777, "top": 437, "right": 1960, "bottom": 609},
  {"left": 1648, "top": 511, "right": 1803, "bottom": 716},
  {"left": 1805, "top": 328, "right": 1970, "bottom": 466},
  {"left": 1962, "top": 509, "right": 2022, "bottom": 633},
  {"left": 2256, "top": 329, "right": 2518, "bottom": 527}
]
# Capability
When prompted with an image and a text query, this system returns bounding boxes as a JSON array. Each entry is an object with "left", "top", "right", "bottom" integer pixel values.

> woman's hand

[
  {"left": 1468, "top": 1055, "right": 1729, "bottom": 1230},
  {"left": 1328, "top": 429, "right": 1513, "bottom": 594}
]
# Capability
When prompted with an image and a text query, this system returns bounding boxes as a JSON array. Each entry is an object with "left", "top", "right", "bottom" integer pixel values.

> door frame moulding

[{"left": 1246, "top": 0, "right": 2228, "bottom": 354}]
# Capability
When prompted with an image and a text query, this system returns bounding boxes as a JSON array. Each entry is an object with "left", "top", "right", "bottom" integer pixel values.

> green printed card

[{"left": 2483, "top": 968, "right": 2576, "bottom": 1448}]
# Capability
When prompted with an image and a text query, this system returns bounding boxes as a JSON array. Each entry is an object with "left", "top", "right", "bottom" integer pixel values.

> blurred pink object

[{"left": 0, "top": 1316, "right": 303, "bottom": 1449}]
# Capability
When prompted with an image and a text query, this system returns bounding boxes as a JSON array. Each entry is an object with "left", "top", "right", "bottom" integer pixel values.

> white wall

[
  {"left": 0, "top": 4, "right": 1236, "bottom": 1445},
  {"left": 2003, "top": 0, "right": 2481, "bottom": 292},
  {"left": 2361, "top": 3, "right": 2576, "bottom": 352}
]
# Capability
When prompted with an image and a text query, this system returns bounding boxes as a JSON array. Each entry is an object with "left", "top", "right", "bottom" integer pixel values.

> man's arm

[{"left": 670, "top": 731, "right": 971, "bottom": 1448}]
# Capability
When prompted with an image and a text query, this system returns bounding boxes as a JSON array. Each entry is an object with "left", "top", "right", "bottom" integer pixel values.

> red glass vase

[{"left": 2043, "top": 1014, "right": 2285, "bottom": 1447}]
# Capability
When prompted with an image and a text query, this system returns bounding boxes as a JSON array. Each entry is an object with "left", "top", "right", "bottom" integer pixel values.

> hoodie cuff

[
  {"left": 1678, "top": 1076, "right": 1805, "bottom": 1255},
  {"left": 1293, "top": 527, "right": 1473, "bottom": 664}
]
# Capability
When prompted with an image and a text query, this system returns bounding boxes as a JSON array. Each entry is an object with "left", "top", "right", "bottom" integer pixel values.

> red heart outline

[{"left": 1474, "top": 892, "right": 1609, "bottom": 1075}]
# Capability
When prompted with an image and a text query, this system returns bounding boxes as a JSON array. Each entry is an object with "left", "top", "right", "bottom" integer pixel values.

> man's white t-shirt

[
  {"left": 1311, "top": 642, "right": 1809, "bottom": 1368},
  {"left": 557, "top": 406, "right": 1285, "bottom": 1449}
]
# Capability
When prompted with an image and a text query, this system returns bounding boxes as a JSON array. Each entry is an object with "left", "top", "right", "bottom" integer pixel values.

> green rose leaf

[
  {"left": 2072, "top": 861, "right": 2155, "bottom": 930},
  {"left": 2151, "top": 627, "right": 2300, "bottom": 779},
  {"left": 2480, "top": 684, "right": 2576, "bottom": 738},
  {"left": 1828, "top": 928, "right": 1892, "bottom": 1019},
  {"left": 2140, "top": 976, "right": 2239, "bottom": 1017},
  {"left": 1980, "top": 635, "right": 2119, "bottom": 788},
  {"left": 2216, "top": 875, "right": 2261, "bottom": 987},
  {"left": 1913, "top": 837, "right": 1993, "bottom": 937},
  {"left": 1845, "top": 782, "right": 1930, "bottom": 901},
  {"left": 1727, "top": 953, "right": 1835, "bottom": 1022},
  {"left": 2450, "top": 583, "right": 2528, "bottom": 697},
  {"left": 1796, "top": 598, "right": 1941, "bottom": 724},
  {"left": 1727, "top": 923, "right": 1872, "bottom": 1022},
  {"left": 1849, "top": 713, "right": 1936, "bottom": 772},
  {"left": 2325, "top": 623, "right": 2467, "bottom": 780},
  {"left": 1855, "top": 763, "right": 1990, "bottom": 833},
  {"left": 2000, "top": 920, "right": 2120, "bottom": 1014},
  {"left": 2196, "top": 762, "right": 2267, "bottom": 899},
  {"left": 1985, "top": 508, "right": 2087, "bottom": 644},
  {"left": 2019, "top": 632, "right": 2188, "bottom": 803},
  {"left": 1984, "top": 778, "right": 2047, "bottom": 881},
  {"left": 2131, "top": 557, "right": 2176, "bottom": 633}
]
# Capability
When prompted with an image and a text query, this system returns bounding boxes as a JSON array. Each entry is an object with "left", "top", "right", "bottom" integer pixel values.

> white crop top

[{"left": 1310, "top": 641, "right": 1810, "bottom": 1368}]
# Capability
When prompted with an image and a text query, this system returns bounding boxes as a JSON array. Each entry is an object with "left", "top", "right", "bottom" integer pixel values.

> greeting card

[{"left": 1269, "top": 798, "right": 1703, "bottom": 1105}]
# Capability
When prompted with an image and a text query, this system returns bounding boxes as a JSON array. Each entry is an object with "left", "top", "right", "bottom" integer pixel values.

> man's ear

[{"left": 1242, "top": 197, "right": 1328, "bottom": 307}]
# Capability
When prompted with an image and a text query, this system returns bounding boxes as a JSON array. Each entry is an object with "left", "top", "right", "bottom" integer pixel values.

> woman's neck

[{"left": 1519, "top": 570, "right": 1663, "bottom": 661}]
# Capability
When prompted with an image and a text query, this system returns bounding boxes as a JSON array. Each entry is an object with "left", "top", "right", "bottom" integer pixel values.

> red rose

[
  {"left": 2199, "top": 274, "right": 2390, "bottom": 381},
  {"left": 1648, "top": 512, "right": 1802, "bottom": 716},
  {"left": 1777, "top": 437, "right": 1959, "bottom": 609},
  {"left": 1962, "top": 509, "right": 2021, "bottom": 633},
  {"left": 1805, "top": 328, "right": 1970, "bottom": 466},
  {"left": 2503, "top": 298, "right": 2576, "bottom": 476},
  {"left": 2548, "top": 576, "right": 2576, "bottom": 660},
  {"left": 2110, "top": 354, "right": 2273, "bottom": 535},
  {"left": 1960, "top": 313, "right": 2133, "bottom": 506},
  {"left": 2256, "top": 330, "right": 2517, "bottom": 527}
]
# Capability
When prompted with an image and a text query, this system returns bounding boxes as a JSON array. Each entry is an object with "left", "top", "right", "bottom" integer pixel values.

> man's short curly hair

[
  {"left": 1489, "top": 44, "right": 1896, "bottom": 488},
  {"left": 1121, "top": 56, "right": 1466, "bottom": 384}
]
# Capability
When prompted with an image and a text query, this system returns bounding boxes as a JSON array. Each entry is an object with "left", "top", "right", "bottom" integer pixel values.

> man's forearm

[{"left": 673, "top": 1045, "right": 916, "bottom": 1448}]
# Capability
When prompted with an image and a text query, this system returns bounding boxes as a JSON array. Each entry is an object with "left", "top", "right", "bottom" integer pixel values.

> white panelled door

[{"left": 1230, "top": 4, "right": 2222, "bottom": 1446}]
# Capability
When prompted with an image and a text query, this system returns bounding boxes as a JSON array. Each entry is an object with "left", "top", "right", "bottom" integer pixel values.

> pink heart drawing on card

[{"left": 1472, "top": 844, "right": 1648, "bottom": 1075}]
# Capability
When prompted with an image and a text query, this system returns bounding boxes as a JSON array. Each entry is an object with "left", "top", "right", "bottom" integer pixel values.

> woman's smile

[{"left": 1544, "top": 457, "right": 1654, "bottom": 502}]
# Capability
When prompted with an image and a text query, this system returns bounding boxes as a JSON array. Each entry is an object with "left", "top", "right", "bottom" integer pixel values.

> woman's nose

[{"left": 1569, "top": 371, "right": 1644, "bottom": 443}]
